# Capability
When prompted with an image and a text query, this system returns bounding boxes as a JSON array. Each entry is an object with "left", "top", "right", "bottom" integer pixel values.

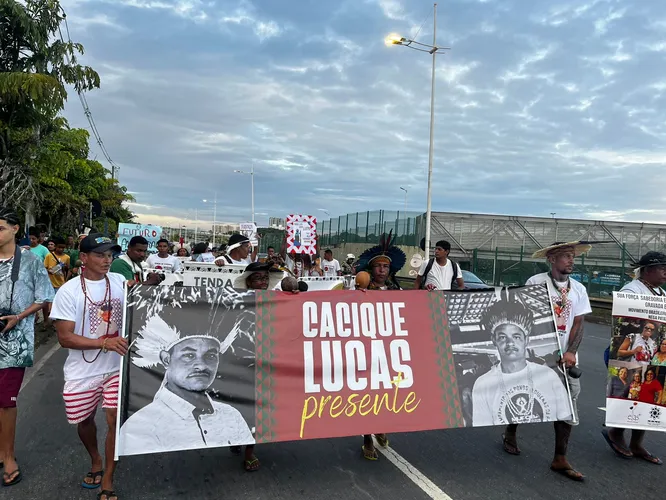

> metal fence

[{"left": 317, "top": 210, "right": 423, "bottom": 247}]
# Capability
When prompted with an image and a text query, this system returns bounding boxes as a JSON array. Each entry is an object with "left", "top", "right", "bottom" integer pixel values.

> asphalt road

[{"left": 10, "top": 322, "right": 666, "bottom": 500}]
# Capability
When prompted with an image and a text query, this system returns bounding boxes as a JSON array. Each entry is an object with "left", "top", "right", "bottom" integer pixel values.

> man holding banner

[
  {"left": 602, "top": 251, "right": 666, "bottom": 466},
  {"left": 503, "top": 242, "right": 592, "bottom": 482}
]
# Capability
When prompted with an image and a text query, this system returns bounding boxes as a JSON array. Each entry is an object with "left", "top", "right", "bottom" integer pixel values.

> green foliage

[{"left": 0, "top": 0, "right": 134, "bottom": 234}]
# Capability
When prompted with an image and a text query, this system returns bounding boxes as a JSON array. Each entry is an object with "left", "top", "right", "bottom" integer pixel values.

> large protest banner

[
  {"left": 606, "top": 292, "right": 666, "bottom": 431},
  {"left": 117, "top": 223, "right": 163, "bottom": 253},
  {"left": 116, "top": 283, "right": 573, "bottom": 457}
]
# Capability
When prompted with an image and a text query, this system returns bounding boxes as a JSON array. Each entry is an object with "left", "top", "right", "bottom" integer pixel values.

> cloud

[{"left": 58, "top": 0, "right": 666, "bottom": 228}]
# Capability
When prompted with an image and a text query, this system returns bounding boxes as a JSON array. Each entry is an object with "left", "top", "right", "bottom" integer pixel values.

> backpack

[{"left": 419, "top": 258, "right": 459, "bottom": 290}]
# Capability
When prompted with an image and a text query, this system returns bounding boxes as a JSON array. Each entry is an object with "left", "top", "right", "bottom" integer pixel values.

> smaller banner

[
  {"left": 606, "top": 292, "right": 666, "bottom": 431},
  {"left": 286, "top": 214, "right": 317, "bottom": 255},
  {"left": 240, "top": 222, "right": 259, "bottom": 246},
  {"left": 118, "top": 223, "right": 163, "bottom": 253}
]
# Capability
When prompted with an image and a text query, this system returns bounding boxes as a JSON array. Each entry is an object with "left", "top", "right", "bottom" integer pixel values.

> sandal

[
  {"left": 601, "top": 429, "right": 632, "bottom": 459},
  {"left": 375, "top": 434, "right": 389, "bottom": 448},
  {"left": 244, "top": 457, "right": 260, "bottom": 472},
  {"left": 97, "top": 490, "right": 118, "bottom": 500},
  {"left": 550, "top": 466, "right": 584, "bottom": 482},
  {"left": 634, "top": 452, "right": 663, "bottom": 465},
  {"left": 362, "top": 445, "right": 378, "bottom": 461},
  {"left": 82, "top": 470, "right": 104, "bottom": 489},
  {"left": 502, "top": 433, "right": 520, "bottom": 455},
  {"left": 2, "top": 469, "right": 21, "bottom": 487}
]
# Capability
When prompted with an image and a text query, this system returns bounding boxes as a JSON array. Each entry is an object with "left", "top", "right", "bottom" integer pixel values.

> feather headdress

[
  {"left": 131, "top": 315, "right": 242, "bottom": 369},
  {"left": 482, "top": 292, "right": 534, "bottom": 339},
  {"left": 356, "top": 230, "right": 407, "bottom": 276}
]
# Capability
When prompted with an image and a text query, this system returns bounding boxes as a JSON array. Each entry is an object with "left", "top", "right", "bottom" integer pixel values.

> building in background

[{"left": 269, "top": 217, "right": 285, "bottom": 229}]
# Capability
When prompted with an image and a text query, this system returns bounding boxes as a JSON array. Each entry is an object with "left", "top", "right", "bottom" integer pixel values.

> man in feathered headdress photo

[{"left": 119, "top": 316, "right": 254, "bottom": 456}]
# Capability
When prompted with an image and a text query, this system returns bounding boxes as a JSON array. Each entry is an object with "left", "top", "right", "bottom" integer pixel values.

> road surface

[{"left": 11, "top": 322, "right": 666, "bottom": 499}]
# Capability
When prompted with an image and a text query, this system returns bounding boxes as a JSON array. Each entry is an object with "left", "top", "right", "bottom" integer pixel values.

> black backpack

[{"left": 419, "top": 258, "right": 459, "bottom": 290}]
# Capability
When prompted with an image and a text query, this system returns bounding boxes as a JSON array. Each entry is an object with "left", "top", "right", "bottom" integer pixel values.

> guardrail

[{"left": 395, "top": 276, "right": 613, "bottom": 311}]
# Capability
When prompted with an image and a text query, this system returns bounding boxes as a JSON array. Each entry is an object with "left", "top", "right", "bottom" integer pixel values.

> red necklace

[{"left": 80, "top": 272, "right": 112, "bottom": 364}]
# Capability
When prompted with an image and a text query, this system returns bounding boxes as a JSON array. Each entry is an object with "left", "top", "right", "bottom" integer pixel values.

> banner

[
  {"left": 605, "top": 292, "right": 666, "bottom": 431},
  {"left": 118, "top": 223, "right": 163, "bottom": 253},
  {"left": 116, "top": 284, "right": 572, "bottom": 457},
  {"left": 286, "top": 214, "right": 317, "bottom": 255}
]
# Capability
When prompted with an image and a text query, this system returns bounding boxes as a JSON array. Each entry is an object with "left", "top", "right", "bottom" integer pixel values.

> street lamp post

[
  {"left": 386, "top": 3, "right": 449, "bottom": 258},
  {"left": 234, "top": 163, "right": 255, "bottom": 224},
  {"left": 203, "top": 194, "right": 217, "bottom": 246},
  {"left": 400, "top": 186, "right": 408, "bottom": 214}
]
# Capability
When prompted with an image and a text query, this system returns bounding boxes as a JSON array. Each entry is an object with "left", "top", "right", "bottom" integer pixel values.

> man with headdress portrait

[
  {"left": 472, "top": 295, "right": 572, "bottom": 427},
  {"left": 353, "top": 232, "right": 406, "bottom": 460},
  {"left": 119, "top": 316, "right": 254, "bottom": 456}
]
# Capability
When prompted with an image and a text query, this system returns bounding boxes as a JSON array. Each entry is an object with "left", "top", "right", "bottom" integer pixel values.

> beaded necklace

[
  {"left": 639, "top": 278, "right": 665, "bottom": 297},
  {"left": 80, "top": 272, "right": 112, "bottom": 364},
  {"left": 548, "top": 272, "right": 571, "bottom": 320}
]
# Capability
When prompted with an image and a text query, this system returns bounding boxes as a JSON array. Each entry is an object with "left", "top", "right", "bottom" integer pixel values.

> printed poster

[
  {"left": 118, "top": 223, "right": 163, "bottom": 253},
  {"left": 116, "top": 284, "right": 572, "bottom": 457},
  {"left": 240, "top": 222, "right": 259, "bottom": 247},
  {"left": 606, "top": 292, "right": 666, "bottom": 431},
  {"left": 286, "top": 214, "right": 317, "bottom": 255}
]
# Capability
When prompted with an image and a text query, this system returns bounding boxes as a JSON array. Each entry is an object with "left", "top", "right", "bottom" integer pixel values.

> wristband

[
  {"left": 15, "top": 315, "right": 20, "bottom": 322},
  {"left": 102, "top": 338, "right": 108, "bottom": 353}
]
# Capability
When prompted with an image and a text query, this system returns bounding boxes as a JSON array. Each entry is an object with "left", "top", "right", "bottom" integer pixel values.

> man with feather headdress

[
  {"left": 119, "top": 316, "right": 254, "bottom": 456},
  {"left": 354, "top": 232, "right": 406, "bottom": 460}
]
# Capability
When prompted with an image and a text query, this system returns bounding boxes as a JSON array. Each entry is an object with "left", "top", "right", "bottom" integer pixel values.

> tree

[{"left": 0, "top": 0, "right": 100, "bottom": 216}]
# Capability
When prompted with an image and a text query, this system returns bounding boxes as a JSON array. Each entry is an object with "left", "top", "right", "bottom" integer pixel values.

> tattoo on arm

[{"left": 567, "top": 317, "right": 585, "bottom": 354}]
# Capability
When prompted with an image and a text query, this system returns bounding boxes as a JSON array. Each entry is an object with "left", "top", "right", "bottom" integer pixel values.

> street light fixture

[
  {"left": 386, "top": 3, "right": 450, "bottom": 258},
  {"left": 400, "top": 186, "right": 408, "bottom": 214},
  {"left": 318, "top": 208, "right": 330, "bottom": 217},
  {"left": 234, "top": 163, "right": 255, "bottom": 224}
]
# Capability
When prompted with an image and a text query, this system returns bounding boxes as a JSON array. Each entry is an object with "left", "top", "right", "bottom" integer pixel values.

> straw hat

[
  {"left": 531, "top": 241, "right": 592, "bottom": 259},
  {"left": 233, "top": 262, "right": 284, "bottom": 290}
]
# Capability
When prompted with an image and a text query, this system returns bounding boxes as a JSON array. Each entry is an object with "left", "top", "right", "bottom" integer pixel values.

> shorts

[
  {"left": 63, "top": 372, "right": 119, "bottom": 424},
  {"left": 564, "top": 373, "right": 581, "bottom": 426},
  {"left": 0, "top": 368, "right": 26, "bottom": 408}
]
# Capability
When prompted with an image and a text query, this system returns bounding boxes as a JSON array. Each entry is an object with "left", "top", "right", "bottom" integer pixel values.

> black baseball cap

[{"left": 79, "top": 233, "right": 121, "bottom": 254}]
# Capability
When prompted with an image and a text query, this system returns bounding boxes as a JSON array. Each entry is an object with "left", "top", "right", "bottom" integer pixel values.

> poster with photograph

[
  {"left": 605, "top": 292, "right": 666, "bottom": 431},
  {"left": 286, "top": 214, "right": 317, "bottom": 255},
  {"left": 447, "top": 284, "right": 575, "bottom": 427},
  {"left": 116, "top": 284, "right": 257, "bottom": 457},
  {"left": 240, "top": 222, "right": 259, "bottom": 246}
]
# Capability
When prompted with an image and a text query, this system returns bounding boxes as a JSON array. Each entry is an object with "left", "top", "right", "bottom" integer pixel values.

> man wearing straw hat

[
  {"left": 601, "top": 251, "right": 666, "bottom": 466},
  {"left": 502, "top": 241, "right": 592, "bottom": 482}
]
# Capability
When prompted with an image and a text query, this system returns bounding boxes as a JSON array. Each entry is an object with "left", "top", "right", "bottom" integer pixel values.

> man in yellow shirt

[{"left": 44, "top": 237, "right": 71, "bottom": 291}]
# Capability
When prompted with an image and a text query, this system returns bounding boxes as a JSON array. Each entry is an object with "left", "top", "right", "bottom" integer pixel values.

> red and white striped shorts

[{"left": 62, "top": 372, "right": 120, "bottom": 424}]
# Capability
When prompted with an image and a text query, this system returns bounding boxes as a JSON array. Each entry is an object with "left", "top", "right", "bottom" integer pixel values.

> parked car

[{"left": 453, "top": 270, "right": 492, "bottom": 290}]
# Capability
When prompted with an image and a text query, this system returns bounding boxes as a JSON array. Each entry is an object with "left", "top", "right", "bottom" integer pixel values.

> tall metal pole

[
  {"left": 424, "top": 2, "right": 437, "bottom": 259},
  {"left": 213, "top": 192, "right": 217, "bottom": 246},
  {"left": 251, "top": 163, "right": 255, "bottom": 225},
  {"left": 195, "top": 208, "right": 198, "bottom": 242}
]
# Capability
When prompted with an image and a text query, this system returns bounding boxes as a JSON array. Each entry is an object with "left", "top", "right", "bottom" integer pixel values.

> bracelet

[
  {"left": 102, "top": 338, "right": 108, "bottom": 353},
  {"left": 15, "top": 315, "right": 20, "bottom": 322}
]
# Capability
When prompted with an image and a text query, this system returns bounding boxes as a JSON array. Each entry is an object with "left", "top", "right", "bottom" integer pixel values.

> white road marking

[
  {"left": 20, "top": 341, "right": 61, "bottom": 392},
  {"left": 372, "top": 436, "right": 454, "bottom": 500},
  {"left": 598, "top": 407, "right": 607, "bottom": 412}
]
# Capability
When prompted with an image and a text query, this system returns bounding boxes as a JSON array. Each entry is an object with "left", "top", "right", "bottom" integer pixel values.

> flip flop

[
  {"left": 550, "top": 466, "right": 585, "bottom": 482},
  {"left": 502, "top": 434, "right": 521, "bottom": 455},
  {"left": 634, "top": 452, "right": 663, "bottom": 465},
  {"left": 362, "top": 445, "right": 378, "bottom": 461},
  {"left": 601, "top": 429, "right": 632, "bottom": 459},
  {"left": 97, "top": 490, "right": 118, "bottom": 500},
  {"left": 2, "top": 469, "right": 21, "bottom": 487},
  {"left": 244, "top": 457, "right": 260, "bottom": 472},
  {"left": 375, "top": 434, "right": 389, "bottom": 448},
  {"left": 82, "top": 470, "right": 104, "bottom": 489}
]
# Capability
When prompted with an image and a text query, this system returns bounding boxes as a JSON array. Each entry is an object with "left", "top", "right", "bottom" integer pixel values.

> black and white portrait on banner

[
  {"left": 117, "top": 284, "right": 257, "bottom": 457},
  {"left": 447, "top": 284, "right": 574, "bottom": 427}
]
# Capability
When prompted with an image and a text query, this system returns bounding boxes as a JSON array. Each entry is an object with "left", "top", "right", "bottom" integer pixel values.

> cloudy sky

[{"left": 60, "top": 0, "right": 666, "bottom": 228}]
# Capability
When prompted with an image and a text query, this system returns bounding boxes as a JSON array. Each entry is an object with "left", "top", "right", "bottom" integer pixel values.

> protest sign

[
  {"left": 118, "top": 223, "right": 163, "bottom": 253},
  {"left": 286, "top": 214, "right": 317, "bottom": 255},
  {"left": 240, "top": 222, "right": 259, "bottom": 246},
  {"left": 605, "top": 292, "right": 666, "bottom": 431},
  {"left": 116, "top": 284, "right": 572, "bottom": 457}
]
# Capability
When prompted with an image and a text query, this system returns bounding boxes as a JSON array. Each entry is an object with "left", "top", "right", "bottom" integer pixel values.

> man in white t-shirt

[
  {"left": 146, "top": 239, "right": 181, "bottom": 273},
  {"left": 215, "top": 233, "right": 257, "bottom": 266},
  {"left": 413, "top": 240, "right": 464, "bottom": 290},
  {"left": 503, "top": 241, "right": 592, "bottom": 482},
  {"left": 472, "top": 296, "right": 572, "bottom": 427},
  {"left": 321, "top": 249, "right": 341, "bottom": 277},
  {"left": 603, "top": 251, "right": 666, "bottom": 466},
  {"left": 51, "top": 234, "right": 129, "bottom": 499}
]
